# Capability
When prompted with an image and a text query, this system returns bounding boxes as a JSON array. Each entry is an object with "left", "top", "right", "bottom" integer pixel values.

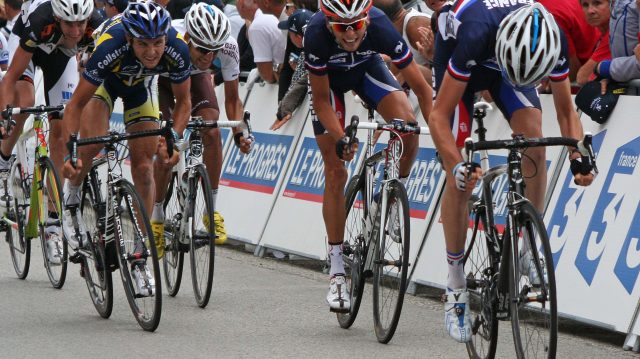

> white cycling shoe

[
  {"left": 444, "top": 288, "right": 472, "bottom": 343},
  {"left": 326, "top": 275, "right": 351, "bottom": 313}
]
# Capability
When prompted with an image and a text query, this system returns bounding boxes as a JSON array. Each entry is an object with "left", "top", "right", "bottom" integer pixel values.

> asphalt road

[{"left": 0, "top": 240, "right": 636, "bottom": 359}]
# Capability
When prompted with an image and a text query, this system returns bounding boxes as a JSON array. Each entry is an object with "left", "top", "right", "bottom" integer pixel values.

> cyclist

[
  {"left": 430, "top": 3, "right": 595, "bottom": 343},
  {"left": 62, "top": 1, "right": 191, "bottom": 296},
  {"left": 304, "top": 0, "right": 433, "bottom": 313},
  {"left": 152, "top": 3, "right": 253, "bottom": 258},
  {"left": 0, "top": 0, "right": 102, "bottom": 265}
]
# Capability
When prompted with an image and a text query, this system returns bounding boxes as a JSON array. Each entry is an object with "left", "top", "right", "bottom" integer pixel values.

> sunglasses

[
  {"left": 189, "top": 39, "right": 220, "bottom": 56},
  {"left": 328, "top": 17, "right": 368, "bottom": 33}
]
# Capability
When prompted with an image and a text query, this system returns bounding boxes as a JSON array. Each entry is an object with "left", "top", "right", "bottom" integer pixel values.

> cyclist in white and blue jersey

[
  {"left": 430, "top": 2, "right": 595, "bottom": 342},
  {"left": 304, "top": 0, "right": 432, "bottom": 313}
]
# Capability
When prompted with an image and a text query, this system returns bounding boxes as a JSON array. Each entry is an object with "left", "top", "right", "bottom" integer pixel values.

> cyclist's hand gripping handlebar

[{"left": 336, "top": 115, "right": 359, "bottom": 161}]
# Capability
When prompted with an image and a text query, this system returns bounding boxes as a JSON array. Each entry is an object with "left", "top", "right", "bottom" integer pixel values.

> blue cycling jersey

[
  {"left": 435, "top": 0, "right": 569, "bottom": 82},
  {"left": 83, "top": 16, "right": 191, "bottom": 87},
  {"left": 303, "top": 7, "right": 413, "bottom": 76}
]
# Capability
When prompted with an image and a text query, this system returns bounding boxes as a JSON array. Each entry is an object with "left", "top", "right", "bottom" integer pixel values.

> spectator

[
  {"left": 0, "top": 0, "right": 22, "bottom": 40},
  {"left": 293, "top": 0, "right": 318, "bottom": 11},
  {"left": 375, "top": 0, "right": 432, "bottom": 86},
  {"left": 576, "top": 0, "right": 611, "bottom": 85},
  {"left": 248, "top": 0, "right": 286, "bottom": 83},
  {"left": 223, "top": 0, "right": 246, "bottom": 39},
  {"left": 538, "top": 0, "right": 599, "bottom": 82},
  {"left": 256, "top": 0, "right": 292, "bottom": 97},
  {"left": 594, "top": 0, "right": 640, "bottom": 86},
  {"left": 271, "top": 8, "right": 312, "bottom": 130},
  {"left": 104, "top": 0, "right": 129, "bottom": 17},
  {"left": 237, "top": 0, "right": 258, "bottom": 76},
  {"left": 0, "top": 32, "right": 8, "bottom": 71}
]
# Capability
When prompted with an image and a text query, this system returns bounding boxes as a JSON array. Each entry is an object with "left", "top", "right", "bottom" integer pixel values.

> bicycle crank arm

[{"left": 373, "top": 258, "right": 409, "bottom": 268}]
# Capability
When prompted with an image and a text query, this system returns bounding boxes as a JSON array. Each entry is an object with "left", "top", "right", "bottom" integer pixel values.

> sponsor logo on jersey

[
  {"left": 483, "top": 0, "right": 532, "bottom": 10},
  {"left": 221, "top": 132, "right": 293, "bottom": 194}
]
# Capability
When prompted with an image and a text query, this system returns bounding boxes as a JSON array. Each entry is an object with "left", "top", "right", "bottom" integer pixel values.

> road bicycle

[
  {"left": 1, "top": 105, "right": 65, "bottom": 288},
  {"left": 339, "top": 108, "right": 430, "bottom": 343},
  {"left": 163, "top": 113, "right": 253, "bottom": 308},
  {"left": 68, "top": 125, "right": 173, "bottom": 331},
  {"left": 463, "top": 102, "right": 598, "bottom": 359}
]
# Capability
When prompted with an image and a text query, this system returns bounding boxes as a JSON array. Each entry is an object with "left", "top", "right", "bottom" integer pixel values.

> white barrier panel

[
  {"left": 258, "top": 95, "right": 369, "bottom": 259},
  {"left": 217, "top": 83, "right": 306, "bottom": 244},
  {"left": 545, "top": 95, "right": 640, "bottom": 332},
  {"left": 411, "top": 95, "right": 566, "bottom": 288}
]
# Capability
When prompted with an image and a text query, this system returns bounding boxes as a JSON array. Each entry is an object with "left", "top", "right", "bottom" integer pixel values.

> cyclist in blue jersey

[
  {"left": 430, "top": 2, "right": 595, "bottom": 342},
  {"left": 62, "top": 1, "right": 191, "bottom": 296},
  {"left": 304, "top": 0, "right": 432, "bottom": 313}
]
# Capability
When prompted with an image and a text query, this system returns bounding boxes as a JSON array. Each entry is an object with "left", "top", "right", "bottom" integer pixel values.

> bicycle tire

[
  {"left": 163, "top": 173, "right": 185, "bottom": 297},
  {"left": 464, "top": 195, "right": 499, "bottom": 359},
  {"left": 510, "top": 201, "right": 557, "bottom": 359},
  {"left": 188, "top": 165, "right": 215, "bottom": 308},
  {"left": 38, "top": 157, "right": 67, "bottom": 289},
  {"left": 373, "top": 180, "right": 410, "bottom": 344},
  {"left": 80, "top": 179, "right": 113, "bottom": 318},
  {"left": 7, "top": 161, "right": 30, "bottom": 279},
  {"left": 115, "top": 180, "right": 162, "bottom": 331},
  {"left": 337, "top": 174, "right": 367, "bottom": 329}
]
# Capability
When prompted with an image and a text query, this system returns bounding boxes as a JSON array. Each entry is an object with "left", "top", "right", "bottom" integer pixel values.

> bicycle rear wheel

[
  {"left": 80, "top": 181, "right": 113, "bottom": 318},
  {"left": 372, "top": 180, "right": 410, "bottom": 344},
  {"left": 337, "top": 174, "right": 367, "bottom": 329},
  {"left": 38, "top": 157, "right": 67, "bottom": 289},
  {"left": 163, "top": 173, "right": 185, "bottom": 297},
  {"left": 510, "top": 202, "right": 557, "bottom": 359},
  {"left": 464, "top": 195, "right": 499, "bottom": 359},
  {"left": 7, "top": 160, "right": 30, "bottom": 279},
  {"left": 115, "top": 180, "right": 162, "bottom": 331},
  {"left": 188, "top": 165, "right": 215, "bottom": 308}
]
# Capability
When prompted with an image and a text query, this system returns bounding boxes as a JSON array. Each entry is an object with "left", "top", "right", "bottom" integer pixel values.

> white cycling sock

[
  {"left": 446, "top": 249, "right": 466, "bottom": 291},
  {"left": 329, "top": 243, "right": 345, "bottom": 277},
  {"left": 63, "top": 181, "right": 80, "bottom": 207},
  {"left": 151, "top": 202, "right": 164, "bottom": 222},
  {"left": 211, "top": 188, "right": 218, "bottom": 212}
]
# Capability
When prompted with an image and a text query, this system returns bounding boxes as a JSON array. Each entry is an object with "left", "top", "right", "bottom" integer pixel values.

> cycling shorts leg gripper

[{"left": 312, "top": 89, "right": 345, "bottom": 136}]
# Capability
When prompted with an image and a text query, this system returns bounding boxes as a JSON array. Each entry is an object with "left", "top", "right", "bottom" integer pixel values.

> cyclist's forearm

[
  {"left": 430, "top": 112, "right": 463, "bottom": 173},
  {"left": 172, "top": 99, "right": 191, "bottom": 135},
  {"left": 225, "top": 96, "right": 243, "bottom": 124}
]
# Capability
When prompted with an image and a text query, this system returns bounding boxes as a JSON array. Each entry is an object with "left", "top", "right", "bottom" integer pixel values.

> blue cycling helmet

[{"left": 122, "top": 1, "right": 172, "bottom": 39}]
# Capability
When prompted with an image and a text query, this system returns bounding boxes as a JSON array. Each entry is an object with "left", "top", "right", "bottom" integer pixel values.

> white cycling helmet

[
  {"left": 51, "top": 0, "right": 94, "bottom": 21},
  {"left": 321, "top": 0, "right": 372, "bottom": 19},
  {"left": 495, "top": 3, "right": 561, "bottom": 87},
  {"left": 185, "top": 3, "right": 230, "bottom": 51}
]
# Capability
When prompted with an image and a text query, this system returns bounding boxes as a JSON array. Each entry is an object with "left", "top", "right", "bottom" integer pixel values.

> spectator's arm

[
  {"left": 576, "top": 58, "right": 598, "bottom": 85},
  {"left": 278, "top": 73, "right": 308, "bottom": 118},
  {"left": 599, "top": 57, "right": 640, "bottom": 82},
  {"left": 256, "top": 62, "right": 279, "bottom": 83}
]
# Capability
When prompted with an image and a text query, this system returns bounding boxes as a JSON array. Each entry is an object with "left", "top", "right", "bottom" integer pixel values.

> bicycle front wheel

[
  {"left": 188, "top": 165, "right": 215, "bottom": 308},
  {"left": 38, "top": 157, "right": 67, "bottom": 289},
  {"left": 115, "top": 180, "right": 162, "bottom": 331},
  {"left": 163, "top": 173, "right": 185, "bottom": 297},
  {"left": 337, "top": 174, "right": 367, "bottom": 329},
  {"left": 464, "top": 195, "right": 499, "bottom": 359},
  {"left": 372, "top": 180, "right": 410, "bottom": 344},
  {"left": 510, "top": 202, "right": 557, "bottom": 359},
  {"left": 80, "top": 180, "right": 113, "bottom": 318},
  {"left": 7, "top": 160, "right": 30, "bottom": 279}
]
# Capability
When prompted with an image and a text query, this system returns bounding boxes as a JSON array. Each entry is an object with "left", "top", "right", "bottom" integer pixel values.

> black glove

[
  {"left": 570, "top": 155, "right": 595, "bottom": 176},
  {"left": 335, "top": 136, "right": 356, "bottom": 160}
]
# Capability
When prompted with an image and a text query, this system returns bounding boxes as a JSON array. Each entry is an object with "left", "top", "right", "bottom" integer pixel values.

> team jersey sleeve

[
  {"left": 19, "top": 5, "right": 56, "bottom": 53},
  {"left": 219, "top": 37, "right": 240, "bottom": 82},
  {"left": 446, "top": 21, "right": 492, "bottom": 81},
  {"left": 166, "top": 29, "right": 192, "bottom": 84},
  {"left": 548, "top": 30, "right": 570, "bottom": 82},
  {"left": 303, "top": 24, "right": 329, "bottom": 76},
  {"left": 82, "top": 23, "right": 127, "bottom": 86},
  {"left": 369, "top": 12, "right": 413, "bottom": 69}
]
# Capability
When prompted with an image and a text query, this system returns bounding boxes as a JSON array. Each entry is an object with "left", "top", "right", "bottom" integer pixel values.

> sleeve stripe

[
  {"left": 447, "top": 62, "right": 470, "bottom": 81},
  {"left": 549, "top": 68, "right": 569, "bottom": 82},
  {"left": 304, "top": 61, "right": 327, "bottom": 71},
  {"left": 391, "top": 49, "right": 413, "bottom": 66}
]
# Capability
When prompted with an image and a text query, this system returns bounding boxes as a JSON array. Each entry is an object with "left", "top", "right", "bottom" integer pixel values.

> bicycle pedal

[{"left": 69, "top": 251, "right": 84, "bottom": 264}]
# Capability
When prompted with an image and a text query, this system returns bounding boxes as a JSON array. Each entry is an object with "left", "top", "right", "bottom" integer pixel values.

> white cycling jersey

[{"left": 170, "top": 19, "right": 240, "bottom": 82}]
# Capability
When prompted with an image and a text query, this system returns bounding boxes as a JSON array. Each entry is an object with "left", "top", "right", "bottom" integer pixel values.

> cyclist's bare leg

[
  {"left": 198, "top": 107, "right": 222, "bottom": 191},
  {"left": 47, "top": 119, "right": 65, "bottom": 211},
  {"left": 441, "top": 173, "right": 474, "bottom": 261},
  {"left": 375, "top": 90, "right": 418, "bottom": 177},
  {"left": 67, "top": 98, "right": 110, "bottom": 187},
  {"left": 0, "top": 81, "right": 34, "bottom": 157},
  {"left": 509, "top": 107, "right": 545, "bottom": 212},
  {"left": 153, "top": 143, "right": 173, "bottom": 203},
  {"left": 316, "top": 134, "right": 348, "bottom": 246},
  {"left": 127, "top": 120, "right": 160, "bottom": 216}
]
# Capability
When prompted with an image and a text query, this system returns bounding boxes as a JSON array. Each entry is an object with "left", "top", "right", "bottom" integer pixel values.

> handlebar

[
  {"left": 344, "top": 115, "right": 430, "bottom": 145},
  {"left": 67, "top": 120, "right": 174, "bottom": 168},
  {"left": 0, "top": 105, "right": 65, "bottom": 136}
]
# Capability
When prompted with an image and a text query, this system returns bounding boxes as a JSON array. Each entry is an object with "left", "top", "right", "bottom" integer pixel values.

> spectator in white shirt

[
  {"left": 248, "top": 4, "right": 286, "bottom": 83},
  {"left": 0, "top": 0, "right": 21, "bottom": 40}
]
